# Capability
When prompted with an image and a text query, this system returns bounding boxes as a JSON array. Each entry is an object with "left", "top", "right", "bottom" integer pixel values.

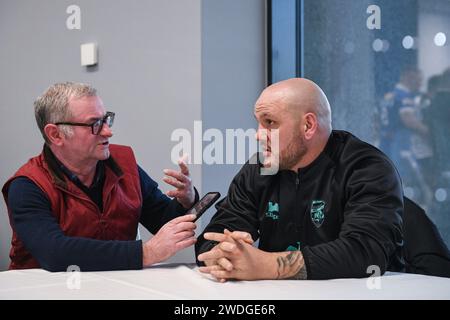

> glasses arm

[{"left": 54, "top": 122, "right": 93, "bottom": 127}]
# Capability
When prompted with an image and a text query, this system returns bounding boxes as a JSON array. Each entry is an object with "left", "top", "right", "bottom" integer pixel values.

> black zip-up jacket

[{"left": 196, "top": 130, "right": 405, "bottom": 279}]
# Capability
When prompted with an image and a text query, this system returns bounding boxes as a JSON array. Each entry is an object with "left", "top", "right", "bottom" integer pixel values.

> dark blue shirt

[{"left": 7, "top": 165, "right": 196, "bottom": 272}]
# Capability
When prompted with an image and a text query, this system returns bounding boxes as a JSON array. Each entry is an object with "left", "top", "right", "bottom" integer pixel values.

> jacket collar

[{"left": 42, "top": 144, "right": 123, "bottom": 190}]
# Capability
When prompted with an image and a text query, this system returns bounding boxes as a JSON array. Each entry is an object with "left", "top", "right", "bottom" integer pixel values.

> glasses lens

[
  {"left": 92, "top": 119, "right": 103, "bottom": 135},
  {"left": 105, "top": 112, "right": 114, "bottom": 128},
  {"left": 92, "top": 112, "right": 114, "bottom": 135},
  {"left": 106, "top": 114, "right": 114, "bottom": 128}
]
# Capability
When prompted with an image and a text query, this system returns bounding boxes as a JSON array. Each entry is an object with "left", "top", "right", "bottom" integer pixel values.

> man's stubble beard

[{"left": 278, "top": 130, "right": 307, "bottom": 171}]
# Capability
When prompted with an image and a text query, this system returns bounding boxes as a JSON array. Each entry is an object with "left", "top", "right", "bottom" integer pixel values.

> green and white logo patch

[
  {"left": 265, "top": 201, "right": 279, "bottom": 220},
  {"left": 310, "top": 200, "right": 325, "bottom": 228},
  {"left": 286, "top": 241, "right": 301, "bottom": 251}
]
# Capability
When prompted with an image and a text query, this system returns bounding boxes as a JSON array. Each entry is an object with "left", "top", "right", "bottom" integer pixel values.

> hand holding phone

[{"left": 188, "top": 192, "right": 221, "bottom": 222}]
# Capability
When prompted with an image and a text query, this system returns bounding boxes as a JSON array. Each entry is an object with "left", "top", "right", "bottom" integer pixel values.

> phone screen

[{"left": 188, "top": 192, "right": 221, "bottom": 221}]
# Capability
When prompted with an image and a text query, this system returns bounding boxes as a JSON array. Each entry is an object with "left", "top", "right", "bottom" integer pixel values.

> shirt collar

[{"left": 44, "top": 145, "right": 105, "bottom": 189}]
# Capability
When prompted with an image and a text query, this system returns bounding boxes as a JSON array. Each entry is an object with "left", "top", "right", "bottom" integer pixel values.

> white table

[{"left": 1, "top": 263, "right": 449, "bottom": 300}]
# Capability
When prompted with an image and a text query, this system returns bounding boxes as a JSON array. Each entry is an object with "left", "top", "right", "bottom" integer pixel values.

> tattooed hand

[
  {"left": 276, "top": 251, "right": 307, "bottom": 280},
  {"left": 198, "top": 230, "right": 307, "bottom": 281}
]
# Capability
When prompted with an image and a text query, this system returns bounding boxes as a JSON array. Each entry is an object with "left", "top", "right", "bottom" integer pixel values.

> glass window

[
  {"left": 269, "top": 0, "right": 300, "bottom": 82},
  {"left": 270, "top": 0, "right": 450, "bottom": 246}
]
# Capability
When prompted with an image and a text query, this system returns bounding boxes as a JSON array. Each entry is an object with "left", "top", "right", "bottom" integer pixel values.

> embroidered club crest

[{"left": 310, "top": 200, "right": 325, "bottom": 228}]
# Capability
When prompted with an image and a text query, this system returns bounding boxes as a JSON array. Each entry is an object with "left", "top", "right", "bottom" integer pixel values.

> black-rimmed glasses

[{"left": 55, "top": 111, "right": 115, "bottom": 135}]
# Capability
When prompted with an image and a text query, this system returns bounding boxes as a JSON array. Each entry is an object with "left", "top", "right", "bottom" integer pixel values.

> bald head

[
  {"left": 257, "top": 78, "right": 332, "bottom": 133},
  {"left": 254, "top": 78, "right": 332, "bottom": 171}
]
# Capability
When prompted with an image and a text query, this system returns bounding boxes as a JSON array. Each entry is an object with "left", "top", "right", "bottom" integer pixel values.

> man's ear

[
  {"left": 43, "top": 124, "right": 64, "bottom": 146},
  {"left": 303, "top": 112, "right": 318, "bottom": 140}
]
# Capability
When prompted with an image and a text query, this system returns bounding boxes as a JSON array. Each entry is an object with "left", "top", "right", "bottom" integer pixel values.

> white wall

[
  {"left": 0, "top": 0, "right": 265, "bottom": 270},
  {"left": 200, "top": 0, "right": 266, "bottom": 227}
]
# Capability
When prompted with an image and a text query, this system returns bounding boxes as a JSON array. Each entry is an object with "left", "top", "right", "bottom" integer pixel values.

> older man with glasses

[{"left": 2, "top": 82, "right": 198, "bottom": 272}]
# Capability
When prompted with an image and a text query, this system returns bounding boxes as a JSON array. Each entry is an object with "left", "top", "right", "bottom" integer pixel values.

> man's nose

[
  {"left": 100, "top": 124, "right": 113, "bottom": 137},
  {"left": 256, "top": 125, "right": 267, "bottom": 141}
]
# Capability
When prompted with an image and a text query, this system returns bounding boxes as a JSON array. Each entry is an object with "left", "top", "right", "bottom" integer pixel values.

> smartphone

[{"left": 188, "top": 192, "right": 221, "bottom": 222}]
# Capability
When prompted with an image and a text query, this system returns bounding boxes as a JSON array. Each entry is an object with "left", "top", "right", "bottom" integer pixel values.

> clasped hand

[{"left": 197, "top": 229, "right": 275, "bottom": 282}]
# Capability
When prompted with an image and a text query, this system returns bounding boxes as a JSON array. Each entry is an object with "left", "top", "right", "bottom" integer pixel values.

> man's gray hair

[{"left": 34, "top": 82, "right": 97, "bottom": 144}]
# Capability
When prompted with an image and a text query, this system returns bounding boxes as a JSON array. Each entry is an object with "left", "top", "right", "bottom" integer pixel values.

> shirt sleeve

[
  {"left": 301, "top": 157, "right": 404, "bottom": 279},
  {"left": 138, "top": 165, "right": 199, "bottom": 234},
  {"left": 8, "top": 177, "right": 143, "bottom": 272}
]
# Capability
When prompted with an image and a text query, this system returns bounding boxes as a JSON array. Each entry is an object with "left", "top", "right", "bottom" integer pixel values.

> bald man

[{"left": 195, "top": 78, "right": 404, "bottom": 281}]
